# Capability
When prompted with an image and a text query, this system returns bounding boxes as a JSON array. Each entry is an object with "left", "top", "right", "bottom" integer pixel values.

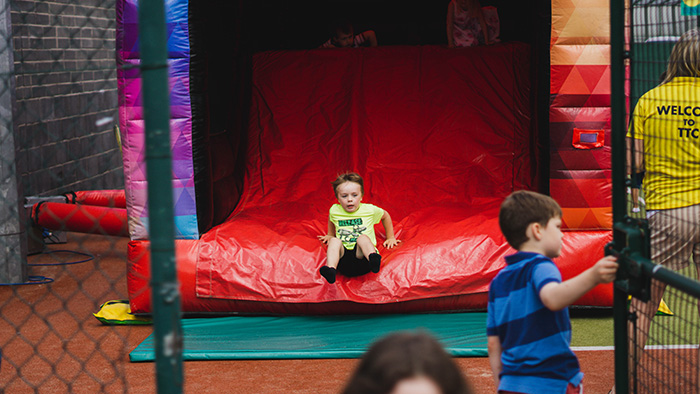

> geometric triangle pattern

[
  {"left": 551, "top": 175, "right": 612, "bottom": 230},
  {"left": 117, "top": 0, "right": 199, "bottom": 240},
  {"left": 550, "top": 0, "right": 612, "bottom": 230},
  {"left": 560, "top": 207, "right": 613, "bottom": 230},
  {"left": 552, "top": 0, "right": 610, "bottom": 47}
]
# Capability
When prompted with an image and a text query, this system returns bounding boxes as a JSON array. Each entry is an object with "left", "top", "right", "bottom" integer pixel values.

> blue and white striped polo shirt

[{"left": 487, "top": 251, "right": 583, "bottom": 394}]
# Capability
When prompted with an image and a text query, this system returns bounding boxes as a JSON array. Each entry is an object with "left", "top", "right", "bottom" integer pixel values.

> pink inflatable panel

[{"left": 127, "top": 43, "right": 613, "bottom": 314}]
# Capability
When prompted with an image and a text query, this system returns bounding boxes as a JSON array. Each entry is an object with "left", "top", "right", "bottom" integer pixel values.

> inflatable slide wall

[{"left": 117, "top": 0, "right": 613, "bottom": 314}]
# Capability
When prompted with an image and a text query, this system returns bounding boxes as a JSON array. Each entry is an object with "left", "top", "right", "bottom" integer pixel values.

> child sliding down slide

[{"left": 318, "top": 172, "right": 401, "bottom": 284}]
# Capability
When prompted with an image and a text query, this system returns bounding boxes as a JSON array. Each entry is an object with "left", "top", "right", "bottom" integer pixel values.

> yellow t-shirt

[
  {"left": 329, "top": 203, "right": 385, "bottom": 249},
  {"left": 628, "top": 77, "right": 700, "bottom": 210}
]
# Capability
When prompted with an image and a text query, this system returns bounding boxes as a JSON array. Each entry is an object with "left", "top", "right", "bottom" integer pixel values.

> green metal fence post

[
  {"left": 610, "top": 0, "right": 629, "bottom": 393},
  {"left": 138, "top": 0, "right": 184, "bottom": 392}
]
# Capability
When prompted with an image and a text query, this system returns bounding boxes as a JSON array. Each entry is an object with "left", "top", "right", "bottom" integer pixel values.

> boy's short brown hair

[
  {"left": 332, "top": 172, "right": 364, "bottom": 196},
  {"left": 499, "top": 190, "right": 562, "bottom": 250}
]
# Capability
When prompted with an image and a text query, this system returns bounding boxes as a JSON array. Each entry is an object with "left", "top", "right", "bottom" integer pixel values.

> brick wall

[{"left": 11, "top": 0, "right": 122, "bottom": 197}]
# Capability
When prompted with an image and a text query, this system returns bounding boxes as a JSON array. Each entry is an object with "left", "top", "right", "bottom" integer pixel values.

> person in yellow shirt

[
  {"left": 318, "top": 172, "right": 400, "bottom": 284},
  {"left": 627, "top": 29, "right": 700, "bottom": 348}
]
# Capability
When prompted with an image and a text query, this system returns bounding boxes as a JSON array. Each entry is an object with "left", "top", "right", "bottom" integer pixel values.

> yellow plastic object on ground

[
  {"left": 94, "top": 299, "right": 152, "bottom": 325},
  {"left": 627, "top": 295, "right": 674, "bottom": 316},
  {"left": 656, "top": 298, "right": 674, "bottom": 316}
]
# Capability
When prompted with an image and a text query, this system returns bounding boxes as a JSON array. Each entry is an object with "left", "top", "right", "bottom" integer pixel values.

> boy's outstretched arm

[
  {"left": 380, "top": 211, "right": 401, "bottom": 248},
  {"left": 539, "top": 255, "right": 618, "bottom": 311},
  {"left": 360, "top": 30, "right": 378, "bottom": 47},
  {"left": 318, "top": 219, "right": 335, "bottom": 244},
  {"left": 487, "top": 335, "right": 502, "bottom": 388}
]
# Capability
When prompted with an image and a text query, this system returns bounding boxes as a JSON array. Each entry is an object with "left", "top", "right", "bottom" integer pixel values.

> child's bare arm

[
  {"left": 539, "top": 255, "right": 618, "bottom": 311},
  {"left": 317, "top": 219, "right": 335, "bottom": 244},
  {"left": 477, "top": 9, "right": 491, "bottom": 44},
  {"left": 360, "top": 30, "right": 378, "bottom": 47},
  {"left": 627, "top": 137, "right": 644, "bottom": 173},
  {"left": 487, "top": 335, "right": 502, "bottom": 388},
  {"left": 380, "top": 211, "right": 401, "bottom": 248}
]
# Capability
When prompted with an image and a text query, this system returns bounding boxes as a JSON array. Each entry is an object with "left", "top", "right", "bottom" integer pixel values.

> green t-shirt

[{"left": 329, "top": 203, "right": 385, "bottom": 249}]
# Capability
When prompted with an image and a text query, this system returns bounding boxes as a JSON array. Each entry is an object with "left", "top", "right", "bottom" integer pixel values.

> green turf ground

[
  {"left": 570, "top": 275, "right": 699, "bottom": 347},
  {"left": 569, "top": 187, "right": 700, "bottom": 347},
  {"left": 571, "top": 283, "right": 699, "bottom": 347},
  {"left": 571, "top": 309, "right": 615, "bottom": 347}
]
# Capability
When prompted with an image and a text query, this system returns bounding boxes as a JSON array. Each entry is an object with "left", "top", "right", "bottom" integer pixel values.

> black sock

[
  {"left": 369, "top": 253, "right": 381, "bottom": 273},
  {"left": 320, "top": 266, "right": 336, "bottom": 284}
]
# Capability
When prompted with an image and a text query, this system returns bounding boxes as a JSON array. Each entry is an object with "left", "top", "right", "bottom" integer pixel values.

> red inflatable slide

[{"left": 127, "top": 43, "right": 612, "bottom": 314}]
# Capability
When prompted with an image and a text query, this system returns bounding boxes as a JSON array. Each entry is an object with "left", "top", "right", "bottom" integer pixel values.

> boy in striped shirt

[{"left": 487, "top": 191, "right": 618, "bottom": 394}]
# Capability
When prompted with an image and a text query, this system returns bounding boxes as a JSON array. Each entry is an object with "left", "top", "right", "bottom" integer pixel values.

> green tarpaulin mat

[{"left": 129, "top": 313, "right": 487, "bottom": 361}]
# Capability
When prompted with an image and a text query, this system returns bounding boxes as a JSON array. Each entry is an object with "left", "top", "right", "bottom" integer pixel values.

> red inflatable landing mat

[{"left": 127, "top": 43, "right": 613, "bottom": 314}]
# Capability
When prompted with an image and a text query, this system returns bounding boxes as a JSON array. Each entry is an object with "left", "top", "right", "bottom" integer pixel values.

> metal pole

[
  {"left": 137, "top": 0, "right": 183, "bottom": 392},
  {"left": 610, "top": 0, "right": 630, "bottom": 392},
  {"left": 0, "top": 0, "right": 25, "bottom": 285}
]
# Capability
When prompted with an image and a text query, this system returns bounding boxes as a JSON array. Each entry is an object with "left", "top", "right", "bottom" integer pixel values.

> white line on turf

[{"left": 572, "top": 344, "right": 699, "bottom": 351}]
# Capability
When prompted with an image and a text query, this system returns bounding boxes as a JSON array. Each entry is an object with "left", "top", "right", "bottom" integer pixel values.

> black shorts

[{"left": 337, "top": 245, "right": 371, "bottom": 277}]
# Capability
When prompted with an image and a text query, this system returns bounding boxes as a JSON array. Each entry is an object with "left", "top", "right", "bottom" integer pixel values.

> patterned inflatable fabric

[
  {"left": 550, "top": 0, "right": 613, "bottom": 230},
  {"left": 116, "top": 0, "right": 199, "bottom": 240}
]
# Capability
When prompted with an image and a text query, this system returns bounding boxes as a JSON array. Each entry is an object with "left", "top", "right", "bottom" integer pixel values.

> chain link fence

[
  {"left": 11, "top": 0, "right": 700, "bottom": 392},
  {"left": 0, "top": 0, "right": 137, "bottom": 391},
  {"left": 628, "top": 279, "right": 700, "bottom": 393},
  {"left": 614, "top": 0, "right": 700, "bottom": 392}
]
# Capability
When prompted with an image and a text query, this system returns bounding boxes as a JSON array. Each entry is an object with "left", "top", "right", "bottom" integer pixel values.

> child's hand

[
  {"left": 318, "top": 235, "right": 333, "bottom": 244},
  {"left": 594, "top": 255, "right": 619, "bottom": 284},
  {"left": 383, "top": 237, "right": 401, "bottom": 249}
]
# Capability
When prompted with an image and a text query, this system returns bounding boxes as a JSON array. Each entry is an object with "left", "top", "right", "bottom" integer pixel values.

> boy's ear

[{"left": 527, "top": 222, "right": 542, "bottom": 241}]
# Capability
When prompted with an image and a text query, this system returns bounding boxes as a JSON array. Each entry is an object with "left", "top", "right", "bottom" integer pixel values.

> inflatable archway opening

[{"left": 117, "top": 1, "right": 613, "bottom": 314}]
